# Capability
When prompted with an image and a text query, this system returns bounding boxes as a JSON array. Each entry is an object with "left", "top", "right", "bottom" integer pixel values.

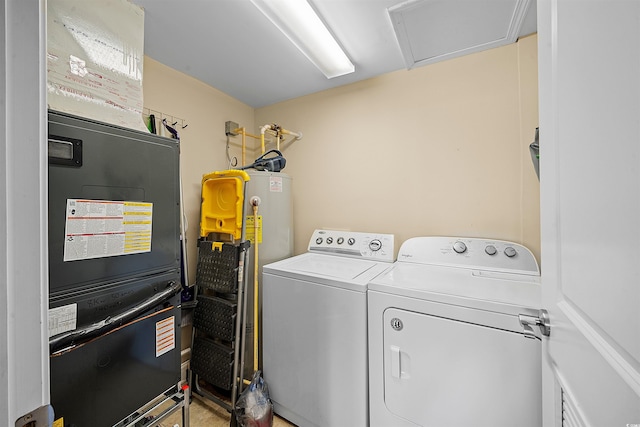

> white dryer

[
  {"left": 262, "top": 229, "right": 395, "bottom": 427},
  {"left": 368, "top": 237, "right": 543, "bottom": 427}
]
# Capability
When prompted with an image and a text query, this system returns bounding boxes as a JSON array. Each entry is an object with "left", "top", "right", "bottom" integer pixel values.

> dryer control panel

[
  {"left": 398, "top": 236, "right": 539, "bottom": 275},
  {"left": 308, "top": 229, "right": 395, "bottom": 262}
]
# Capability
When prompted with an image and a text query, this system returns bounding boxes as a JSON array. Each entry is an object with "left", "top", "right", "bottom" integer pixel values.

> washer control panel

[
  {"left": 397, "top": 237, "right": 539, "bottom": 275},
  {"left": 308, "top": 229, "right": 395, "bottom": 262}
]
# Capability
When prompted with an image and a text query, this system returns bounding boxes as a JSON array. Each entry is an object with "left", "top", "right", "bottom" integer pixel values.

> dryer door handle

[{"left": 390, "top": 345, "right": 401, "bottom": 378}]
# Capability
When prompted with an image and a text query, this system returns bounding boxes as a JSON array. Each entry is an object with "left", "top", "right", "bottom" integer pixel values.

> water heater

[{"left": 243, "top": 170, "right": 293, "bottom": 374}]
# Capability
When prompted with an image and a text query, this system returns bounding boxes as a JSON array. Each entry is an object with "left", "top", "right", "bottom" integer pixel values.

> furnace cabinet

[{"left": 47, "top": 111, "right": 183, "bottom": 427}]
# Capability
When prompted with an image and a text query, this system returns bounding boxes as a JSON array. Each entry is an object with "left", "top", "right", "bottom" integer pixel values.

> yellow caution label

[
  {"left": 245, "top": 215, "right": 262, "bottom": 244},
  {"left": 124, "top": 201, "right": 153, "bottom": 208},
  {"left": 53, "top": 418, "right": 64, "bottom": 427}
]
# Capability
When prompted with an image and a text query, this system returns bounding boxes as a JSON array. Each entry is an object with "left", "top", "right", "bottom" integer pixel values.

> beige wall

[
  {"left": 143, "top": 34, "right": 540, "bottom": 278},
  {"left": 143, "top": 57, "right": 255, "bottom": 284},
  {"left": 255, "top": 34, "right": 540, "bottom": 262},
  {"left": 517, "top": 35, "right": 540, "bottom": 262}
]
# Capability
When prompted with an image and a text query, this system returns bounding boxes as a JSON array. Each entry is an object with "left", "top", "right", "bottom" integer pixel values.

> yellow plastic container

[{"left": 200, "top": 169, "right": 250, "bottom": 239}]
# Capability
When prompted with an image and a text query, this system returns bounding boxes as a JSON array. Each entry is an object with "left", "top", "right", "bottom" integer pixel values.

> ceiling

[{"left": 132, "top": 0, "right": 537, "bottom": 108}]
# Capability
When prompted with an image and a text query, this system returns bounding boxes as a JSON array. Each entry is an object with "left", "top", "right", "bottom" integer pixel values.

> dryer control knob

[
  {"left": 369, "top": 239, "right": 382, "bottom": 252},
  {"left": 348, "top": 238, "right": 356, "bottom": 246},
  {"left": 453, "top": 241, "right": 467, "bottom": 254},
  {"left": 337, "top": 237, "right": 344, "bottom": 245},
  {"left": 316, "top": 237, "right": 323, "bottom": 245},
  {"left": 326, "top": 237, "right": 333, "bottom": 244},
  {"left": 504, "top": 246, "right": 517, "bottom": 257},
  {"left": 485, "top": 245, "right": 497, "bottom": 256}
]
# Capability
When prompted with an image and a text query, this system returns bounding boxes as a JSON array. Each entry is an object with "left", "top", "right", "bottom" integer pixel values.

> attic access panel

[{"left": 388, "top": 0, "right": 531, "bottom": 69}]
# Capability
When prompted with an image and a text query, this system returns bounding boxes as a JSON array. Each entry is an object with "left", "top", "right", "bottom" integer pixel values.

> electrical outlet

[{"left": 225, "top": 121, "right": 239, "bottom": 136}]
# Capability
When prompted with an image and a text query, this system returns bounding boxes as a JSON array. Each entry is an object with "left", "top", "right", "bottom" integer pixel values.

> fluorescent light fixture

[{"left": 250, "top": 0, "right": 355, "bottom": 79}]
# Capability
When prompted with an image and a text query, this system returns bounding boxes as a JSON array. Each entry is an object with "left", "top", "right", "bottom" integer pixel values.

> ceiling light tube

[{"left": 250, "top": 0, "right": 355, "bottom": 79}]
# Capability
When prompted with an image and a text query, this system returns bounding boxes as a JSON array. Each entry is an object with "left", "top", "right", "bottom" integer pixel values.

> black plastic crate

[
  {"left": 193, "top": 294, "right": 237, "bottom": 342},
  {"left": 191, "top": 337, "right": 235, "bottom": 390},
  {"left": 195, "top": 241, "right": 243, "bottom": 293}
]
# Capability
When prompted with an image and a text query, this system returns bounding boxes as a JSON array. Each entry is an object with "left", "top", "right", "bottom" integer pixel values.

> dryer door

[{"left": 383, "top": 308, "right": 541, "bottom": 427}]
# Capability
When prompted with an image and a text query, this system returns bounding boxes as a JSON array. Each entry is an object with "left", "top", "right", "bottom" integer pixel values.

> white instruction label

[
  {"left": 63, "top": 199, "right": 153, "bottom": 261},
  {"left": 48, "top": 303, "right": 77, "bottom": 338},
  {"left": 269, "top": 176, "right": 283, "bottom": 192},
  {"left": 156, "top": 316, "right": 175, "bottom": 357}
]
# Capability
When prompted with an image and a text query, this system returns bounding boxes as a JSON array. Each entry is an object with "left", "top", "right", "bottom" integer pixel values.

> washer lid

[
  {"left": 263, "top": 252, "right": 392, "bottom": 292},
  {"left": 369, "top": 262, "right": 541, "bottom": 315}
]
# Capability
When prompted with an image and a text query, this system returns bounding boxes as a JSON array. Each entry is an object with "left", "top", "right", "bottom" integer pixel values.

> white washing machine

[
  {"left": 262, "top": 229, "right": 395, "bottom": 427},
  {"left": 368, "top": 237, "right": 543, "bottom": 427}
]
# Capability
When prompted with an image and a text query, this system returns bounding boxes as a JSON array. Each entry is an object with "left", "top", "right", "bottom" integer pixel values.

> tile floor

[{"left": 153, "top": 391, "right": 296, "bottom": 427}]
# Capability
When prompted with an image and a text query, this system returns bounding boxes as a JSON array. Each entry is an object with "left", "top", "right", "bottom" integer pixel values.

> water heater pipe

[
  {"left": 259, "top": 124, "right": 271, "bottom": 155},
  {"left": 233, "top": 127, "right": 261, "bottom": 167},
  {"left": 260, "top": 123, "right": 302, "bottom": 153},
  {"left": 242, "top": 129, "right": 246, "bottom": 166},
  {"left": 278, "top": 128, "right": 303, "bottom": 151}
]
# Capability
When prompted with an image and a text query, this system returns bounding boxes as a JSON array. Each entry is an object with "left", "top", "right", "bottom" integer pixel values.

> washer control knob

[
  {"left": 485, "top": 245, "right": 497, "bottom": 256},
  {"left": 316, "top": 237, "right": 323, "bottom": 245},
  {"left": 453, "top": 241, "right": 467, "bottom": 254},
  {"left": 348, "top": 238, "right": 356, "bottom": 246},
  {"left": 369, "top": 239, "right": 382, "bottom": 252},
  {"left": 326, "top": 237, "right": 333, "bottom": 244},
  {"left": 337, "top": 237, "right": 344, "bottom": 245},
  {"left": 504, "top": 246, "right": 517, "bottom": 257}
]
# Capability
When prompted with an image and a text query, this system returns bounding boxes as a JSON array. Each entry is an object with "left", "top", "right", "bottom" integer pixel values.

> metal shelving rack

[{"left": 116, "top": 384, "right": 191, "bottom": 427}]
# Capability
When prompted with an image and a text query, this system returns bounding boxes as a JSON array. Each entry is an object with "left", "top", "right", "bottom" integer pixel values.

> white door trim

[{"left": 0, "top": 0, "right": 51, "bottom": 425}]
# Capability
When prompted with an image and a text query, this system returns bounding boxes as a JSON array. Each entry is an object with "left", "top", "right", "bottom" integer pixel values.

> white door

[{"left": 538, "top": 1, "right": 640, "bottom": 425}]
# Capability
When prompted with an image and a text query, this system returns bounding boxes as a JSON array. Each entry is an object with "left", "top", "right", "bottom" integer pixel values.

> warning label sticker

[
  {"left": 245, "top": 215, "right": 263, "bottom": 244},
  {"left": 48, "top": 303, "right": 77, "bottom": 338},
  {"left": 63, "top": 199, "right": 153, "bottom": 261},
  {"left": 156, "top": 316, "right": 175, "bottom": 357},
  {"left": 269, "top": 176, "right": 283, "bottom": 192}
]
